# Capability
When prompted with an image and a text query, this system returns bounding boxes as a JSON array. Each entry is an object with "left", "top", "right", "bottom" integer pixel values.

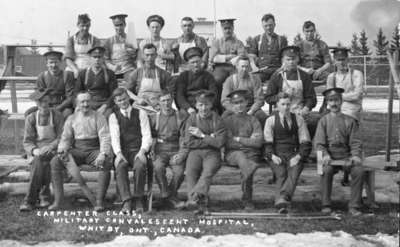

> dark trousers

[
  {"left": 225, "top": 150, "right": 260, "bottom": 202},
  {"left": 185, "top": 149, "right": 221, "bottom": 201},
  {"left": 320, "top": 164, "right": 364, "bottom": 208},
  {"left": 24, "top": 156, "right": 52, "bottom": 205}
]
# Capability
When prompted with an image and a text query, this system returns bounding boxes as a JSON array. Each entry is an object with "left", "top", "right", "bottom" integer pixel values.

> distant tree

[
  {"left": 373, "top": 28, "right": 389, "bottom": 56},
  {"left": 359, "top": 30, "right": 371, "bottom": 55},
  {"left": 391, "top": 25, "right": 400, "bottom": 49},
  {"left": 350, "top": 33, "right": 361, "bottom": 56},
  {"left": 293, "top": 33, "right": 302, "bottom": 45}
]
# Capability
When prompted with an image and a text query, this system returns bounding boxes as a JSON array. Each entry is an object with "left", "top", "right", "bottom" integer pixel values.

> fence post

[
  {"left": 385, "top": 72, "right": 394, "bottom": 162},
  {"left": 363, "top": 55, "right": 367, "bottom": 95}
]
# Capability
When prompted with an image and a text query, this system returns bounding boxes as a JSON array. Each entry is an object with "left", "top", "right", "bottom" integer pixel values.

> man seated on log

[
  {"left": 222, "top": 89, "right": 264, "bottom": 210},
  {"left": 314, "top": 87, "right": 364, "bottom": 216},
  {"left": 25, "top": 51, "right": 76, "bottom": 118},
  {"left": 20, "top": 89, "right": 64, "bottom": 212},
  {"left": 221, "top": 55, "right": 267, "bottom": 125},
  {"left": 263, "top": 92, "right": 312, "bottom": 214},
  {"left": 49, "top": 92, "right": 113, "bottom": 212},
  {"left": 76, "top": 46, "right": 118, "bottom": 117},
  {"left": 149, "top": 91, "right": 189, "bottom": 209},
  {"left": 183, "top": 90, "right": 226, "bottom": 213},
  {"left": 108, "top": 88, "right": 152, "bottom": 214}
]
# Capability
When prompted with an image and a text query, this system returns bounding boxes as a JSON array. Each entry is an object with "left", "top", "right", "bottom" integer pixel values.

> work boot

[
  {"left": 48, "top": 170, "right": 64, "bottom": 210},
  {"left": 135, "top": 197, "right": 144, "bottom": 214},
  {"left": 39, "top": 198, "right": 51, "bottom": 208},
  {"left": 275, "top": 197, "right": 289, "bottom": 209},
  {"left": 349, "top": 207, "right": 363, "bottom": 216},
  {"left": 19, "top": 202, "right": 34, "bottom": 212},
  {"left": 321, "top": 206, "right": 332, "bottom": 214},
  {"left": 168, "top": 196, "right": 186, "bottom": 209},
  {"left": 94, "top": 171, "right": 111, "bottom": 212},
  {"left": 121, "top": 200, "right": 132, "bottom": 215}
]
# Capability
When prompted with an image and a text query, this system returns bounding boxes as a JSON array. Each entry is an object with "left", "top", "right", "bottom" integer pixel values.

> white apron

[
  {"left": 111, "top": 36, "right": 135, "bottom": 75},
  {"left": 73, "top": 34, "right": 93, "bottom": 70},
  {"left": 138, "top": 69, "right": 162, "bottom": 108},
  {"left": 36, "top": 111, "right": 57, "bottom": 148},
  {"left": 282, "top": 70, "right": 304, "bottom": 114}
]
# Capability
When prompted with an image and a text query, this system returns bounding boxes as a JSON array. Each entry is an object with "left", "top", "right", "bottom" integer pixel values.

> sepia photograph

[{"left": 0, "top": 0, "right": 399, "bottom": 246}]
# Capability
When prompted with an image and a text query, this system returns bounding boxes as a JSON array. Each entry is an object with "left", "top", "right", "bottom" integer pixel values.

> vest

[
  {"left": 273, "top": 112, "right": 299, "bottom": 155},
  {"left": 114, "top": 107, "right": 142, "bottom": 152}
]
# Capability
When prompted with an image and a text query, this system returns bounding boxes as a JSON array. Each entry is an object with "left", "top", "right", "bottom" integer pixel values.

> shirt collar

[{"left": 120, "top": 105, "right": 132, "bottom": 116}]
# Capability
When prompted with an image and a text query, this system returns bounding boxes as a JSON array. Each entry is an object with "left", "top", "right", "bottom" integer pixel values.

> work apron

[
  {"left": 282, "top": 70, "right": 304, "bottom": 114},
  {"left": 138, "top": 69, "right": 162, "bottom": 109},
  {"left": 178, "top": 40, "right": 196, "bottom": 72},
  {"left": 71, "top": 34, "right": 93, "bottom": 70},
  {"left": 111, "top": 36, "right": 135, "bottom": 75},
  {"left": 36, "top": 111, "right": 57, "bottom": 148}
]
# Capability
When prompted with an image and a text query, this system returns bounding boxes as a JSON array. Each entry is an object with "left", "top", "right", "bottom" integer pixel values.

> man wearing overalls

[
  {"left": 264, "top": 92, "right": 312, "bottom": 213},
  {"left": 222, "top": 90, "right": 264, "bottom": 210},
  {"left": 127, "top": 43, "right": 173, "bottom": 110},
  {"left": 20, "top": 89, "right": 64, "bottom": 211},
  {"left": 105, "top": 14, "right": 138, "bottom": 81},
  {"left": 49, "top": 92, "right": 113, "bottom": 212},
  {"left": 314, "top": 87, "right": 364, "bottom": 216},
  {"left": 76, "top": 46, "right": 118, "bottom": 117},
  {"left": 295, "top": 21, "right": 332, "bottom": 82},
  {"left": 25, "top": 51, "right": 76, "bottom": 118},
  {"left": 64, "top": 14, "right": 101, "bottom": 78},
  {"left": 108, "top": 88, "right": 152, "bottom": 214},
  {"left": 248, "top": 13, "right": 288, "bottom": 83},
  {"left": 149, "top": 91, "right": 189, "bottom": 209},
  {"left": 183, "top": 90, "right": 226, "bottom": 212}
]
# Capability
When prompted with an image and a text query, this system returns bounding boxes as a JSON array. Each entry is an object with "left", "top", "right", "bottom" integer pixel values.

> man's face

[
  {"left": 282, "top": 55, "right": 299, "bottom": 70},
  {"left": 334, "top": 57, "right": 348, "bottom": 71},
  {"left": 77, "top": 22, "right": 90, "bottom": 35},
  {"left": 236, "top": 59, "right": 250, "bottom": 77},
  {"left": 91, "top": 54, "right": 104, "bottom": 68},
  {"left": 159, "top": 94, "right": 173, "bottom": 113},
  {"left": 303, "top": 26, "right": 315, "bottom": 41},
  {"left": 327, "top": 95, "right": 342, "bottom": 113},
  {"left": 76, "top": 93, "right": 91, "bottom": 114},
  {"left": 148, "top": 21, "right": 162, "bottom": 36},
  {"left": 37, "top": 95, "right": 50, "bottom": 113},
  {"left": 46, "top": 57, "right": 61, "bottom": 74},
  {"left": 276, "top": 97, "right": 291, "bottom": 115},
  {"left": 113, "top": 19, "right": 126, "bottom": 35},
  {"left": 231, "top": 96, "right": 248, "bottom": 114},
  {"left": 114, "top": 92, "right": 130, "bottom": 110},
  {"left": 222, "top": 25, "right": 234, "bottom": 38},
  {"left": 187, "top": 56, "right": 202, "bottom": 73},
  {"left": 196, "top": 100, "right": 213, "bottom": 118},
  {"left": 143, "top": 48, "right": 157, "bottom": 66},
  {"left": 262, "top": 19, "right": 275, "bottom": 35},
  {"left": 181, "top": 20, "right": 194, "bottom": 36}
]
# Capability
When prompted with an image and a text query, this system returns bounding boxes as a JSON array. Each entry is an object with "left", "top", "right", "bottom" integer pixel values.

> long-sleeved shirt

[
  {"left": 263, "top": 112, "right": 311, "bottom": 160},
  {"left": 209, "top": 36, "right": 246, "bottom": 64},
  {"left": 221, "top": 73, "right": 264, "bottom": 112},
  {"left": 184, "top": 112, "right": 226, "bottom": 150},
  {"left": 249, "top": 33, "right": 288, "bottom": 68},
  {"left": 295, "top": 39, "right": 331, "bottom": 69},
  {"left": 108, "top": 106, "right": 152, "bottom": 154},
  {"left": 36, "top": 70, "right": 76, "bottom": 110},
  {"left": 58, "top": 110, "right": 111, "bottom": 155},
  {"left": 314, "top": 112, "right": 362, "bottom": 160},
  {"left": 127, "top": 67, "right": 173, "bottom": 96},
  {"left": 265, "top": 69, "right": 317, "bottom": 110},
  {"left": 326, "top": 69, "right": 364, "bottom": 121},
  {"left": 76, "top": 67, "right": 118, "bottom": 108},
  {"left": 23, "top": 109, "right": 64, "bottom": 155},
  {"left": 64, "top": 33, "right": 101, "bottom": 61},
  {"left": 222, "top": 113, "right": 263, "bottom": 151},
  {"left": 175, "top": 70, "right": 218, "bottom": 110},
  {"left": 104, "top": 34, "right": 138, "bottom": 74}
]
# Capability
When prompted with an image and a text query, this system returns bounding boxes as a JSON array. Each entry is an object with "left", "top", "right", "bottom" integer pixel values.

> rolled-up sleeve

[
  {"left": 23, "top": 114, "right": 38, "bottom": 155},
  {"left": 314, "top": 117, "right": 328, "bottom": 156},
  {"left": 343, "top": 70, "right": 364, "bottom": 101},
  {"left": 109, "top": 113, "right": 121, "bottom": 155},
  {"left": 296, "top": 115, "right": 312, "bottom": 159},
  {"left": 96, "top": 113, "right": 112, "bottom": 155},
  {"left": 263, "top": 115, "right": 275, "bottom": 159},
  {"left": 139, "top": 110, "right": 152, "bottom": 152},
  {"left": 58, "top": 116, "right": 74, "bottom": 152}
]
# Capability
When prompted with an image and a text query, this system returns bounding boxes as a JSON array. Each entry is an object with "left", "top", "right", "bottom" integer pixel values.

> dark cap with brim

[
  {"left": 183, "top": 47, "right": 203, "bottom": 61},
  {"left": 331, "top": 47, "right": 350, "bottom": 59},
  {"left": 146, "top": 15, "right": 165, "bottom": 27},
  {"left": 226, "top": 89, "right": 250, "bottom": 100},
  {"left": 43, "top": 50, "right": 63, "bottom": 60},
  {"left": 322, "top": 87, "right": 344, "bottom": 98},
  {"left": 87, "top": 46, "right": 106, "bottom": 56},
  {"left": 219, "top": 18, "right": 236, "bottom": 27},
  {"left": 29, "top": 88, "right": 51, "bottom": 101},
  {"left": 195, "top": 90, "right": 215, "bottom": 103},
  {"left": 279, "top": 45, "right": 300, "bottom": 59},
  {"left": 110, "top": 14, "right": 128, "bottom": 20}
]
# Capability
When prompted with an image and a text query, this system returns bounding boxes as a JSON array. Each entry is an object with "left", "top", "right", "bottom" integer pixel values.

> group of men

[{"left": 20, "top": 12, "right": 368, "bottom": 216}]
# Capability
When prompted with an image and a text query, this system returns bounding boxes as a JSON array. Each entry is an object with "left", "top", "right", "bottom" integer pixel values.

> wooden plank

[{"left": 0, "top": 76, "right": 37, "bottom": 81}]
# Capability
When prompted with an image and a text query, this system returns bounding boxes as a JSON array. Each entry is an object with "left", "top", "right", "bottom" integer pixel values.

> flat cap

[
  {"left": 218, "top": 18, "right": 236, "bottom": 27},
  {"left": 322, "top": 87, "right": 345, "bottom": 97},
  {"left": 226, "top": 89, "right": 250, "bottom": 100},
  {"left": 195, "top": 90, "right": 215, "bottom": 103},
  {"left": 87, "top": 46, "right": 106, "bottom": 55},
  {"left": 146, "top": 15, "right": 165, "bottom": 27},
  {"left": 280, "top": 45, "right": 300, "bottom": 59},
  {"left": 43, "top": 50, "right": 63, "bottom": 60},
  {"left": 109, "top": 14, "right": 128, "bottom": 20}
]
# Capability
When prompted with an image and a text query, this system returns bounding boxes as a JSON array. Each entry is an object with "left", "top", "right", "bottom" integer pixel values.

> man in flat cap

[
  {"left": 104, "top": 14, "right": 138, "bottom": 81},
  {"left": 76, "top": 46, "right": 118, "bottom": 117},
  {"left": 149, "top": 90, "right": 189, "bottom": 209},
  {"left": 314, "top": 87, "right": 364, "bottom": 216},
  {"left": 222, "top": 89, "right": 264, "bottom": 210},
  {"left": 266, "top": 45, "right": 318, "bottom": 136},
  {"left": 183, "top": 90, "right": 226, "bottom": 212},
  {"left": 25, "top": 51, "right": 76, "bottom": 118},
  {"left": 108, "top": 88, "right": 152, "bottom": 214},
  {"left": 221, "top": 55, "right": 267, "bottom": 125},
  {"left": 172, "top": 17, "right": 209, "bottom": 72},
  {"left": 127, "top": 43, "right": 173, "bottom": 109},
  {"left": 249, "top": 13, "right": 288, "bottom": 82},
  {"left": 209, "top": 18, "right": 246, "bottom": 106},
  {"left": 20, "top": 89, "right": 65, "bottom": 211},
  {"left": 295, "top": 21, "right": 332, "bottom": 81},
  {"left": 138, "top": 15, "right": 175, "bottom": 72},
  {"left": 49, "top": 92, "right": 113, "bottom": 211},
  {"left": 65, "top": 14, "right": 101, "bottom": 78},
  {"left": 176, "top": 47, "right": 219, "bottom": 114},
  {"left": 264, "top": 92, "right": 312, "bottom": 213}
]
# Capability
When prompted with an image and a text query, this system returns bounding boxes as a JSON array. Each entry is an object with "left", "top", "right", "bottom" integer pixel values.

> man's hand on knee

[
  {"left": 350, "top": 156, "right": 362, "bottom": 166},
  {"left": 94, "top": 152, "right": 106, "bottom": 169}
]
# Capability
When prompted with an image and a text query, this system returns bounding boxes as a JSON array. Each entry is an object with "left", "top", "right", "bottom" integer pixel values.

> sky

[{"left": 0, "top": 0, "right": 399, "bottom": 48}]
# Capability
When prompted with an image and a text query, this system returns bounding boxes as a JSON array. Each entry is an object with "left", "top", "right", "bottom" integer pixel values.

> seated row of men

[{"left": 21, "top": 83, "right": 365, "bottom": 216}]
